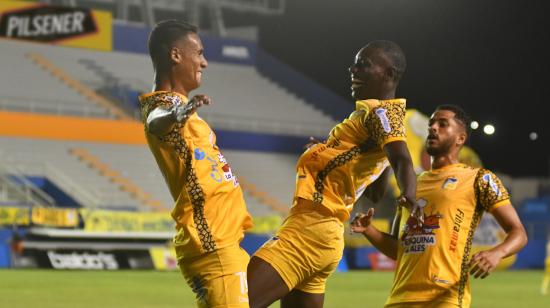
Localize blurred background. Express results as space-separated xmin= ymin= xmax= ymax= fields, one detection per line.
xmin=0 ymin=0 xmax=548 ymax=306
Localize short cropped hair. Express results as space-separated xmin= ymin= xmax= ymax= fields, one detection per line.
xmin=148 ymin=20 xmax=198 ymax=70
xmin=436 ymin=104 xmax=472 ymax=138
xmin=367 ymin=40 xmax=407 ymax=80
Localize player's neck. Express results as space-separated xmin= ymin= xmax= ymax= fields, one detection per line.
xmin=153 ymin=72 xmax=190 ymax=97
xmin=431 ymin=154 xmax=460 ymax=170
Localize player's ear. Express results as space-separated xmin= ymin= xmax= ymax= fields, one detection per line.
xmin=386 ymin=66 xmax=398 ymax=82
xmin=456 ymin=131 xmax=467 ymax=147
xmin=170 ymin=47 xmax=182 ymax=64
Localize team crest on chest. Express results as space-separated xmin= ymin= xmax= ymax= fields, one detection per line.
xmin=442 ymin=176 xmax=458 ymax=190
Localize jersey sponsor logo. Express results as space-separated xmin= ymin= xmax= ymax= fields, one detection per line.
xmin=375 ymin=108 xmax=392 ymax=133
xmin=449 ymin=208 xmax=465 ymax=252
xmin=442 ymin=176 xmax=458 ymax=190
xmin=482 ymin=174 xmax=501 ymax=197
xmin=194 ymin=148 xmax=206 ymax=160
xmin=205 ymin=152 xmax=238 ymax=186
xmin=401 ymin=199 xmax=442 ymax=254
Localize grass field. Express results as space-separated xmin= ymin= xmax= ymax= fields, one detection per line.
xmin=0 ymin=269 xmax=547 ymax=307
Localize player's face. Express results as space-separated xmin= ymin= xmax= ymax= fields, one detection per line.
xmin=173 ymin=33 xmax=208 ymax=92
xmin=349 ymin=47 xmax=388 ymax=100
xmin=426 ymin=110 xmax=463 ymax=156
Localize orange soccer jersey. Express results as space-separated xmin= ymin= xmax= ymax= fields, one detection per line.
xmin=139 ymin=91 xmax=253 ymax=259
xmin=386 ymin=164 xmax=511 ymax=307
xmin=294 ymin=99 xmax=407 ymax=222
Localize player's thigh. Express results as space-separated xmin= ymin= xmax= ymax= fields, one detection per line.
xmin=203 ymin=271 xmax=249 ymax=308
xmin=247 ymin=256 xmax=289 ymax=308
xmin=281 ymin=289 xmax=324 ymax=308
xmin=180 ymin=245 xmax=250 ymax=307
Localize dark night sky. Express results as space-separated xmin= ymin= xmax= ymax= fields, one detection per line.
xmin=225 ymin=0 xmax=550 ymax=177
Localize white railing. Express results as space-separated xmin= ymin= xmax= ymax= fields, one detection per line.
xmin=0 ymin=96 xmax=113 ymax=118
xmin=43 ymin=163 xmax=103 ymax=209
xmin=0 ymin=154 xmax=56 ymax=207
xmin=201 ymin=112 xmax=333 ymax=137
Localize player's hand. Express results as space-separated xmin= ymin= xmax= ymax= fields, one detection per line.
xmin=398 ymin=195 xmax=424 ymax=224
xmin=350 ymin=208 xmax=375 ymax=234
xmin=175 ymin=94 xmax=211 ymax=122
xmin=188 ymin=94 xmax=212 ymax=113
xmin=304 ymin=136 xmax=324 ymax=150
xmin=468 ymin=249 xmax=505 ymax=279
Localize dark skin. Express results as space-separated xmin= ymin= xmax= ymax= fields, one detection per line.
xmin=352 ymin=110 xmax=528 ymax=280
xmin=248 ymin=43 xmax=418 ymax=308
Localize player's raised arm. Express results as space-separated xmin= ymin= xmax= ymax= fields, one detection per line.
xmin=147 ymin=94 xmax=211 ymax=137
xmin=469 ymin=203 xmax=527 ymax=279
xmin=351 ymin=207 xmax=400 ymax=260
xmin=383 ymin=141 xmax=420 ymax=218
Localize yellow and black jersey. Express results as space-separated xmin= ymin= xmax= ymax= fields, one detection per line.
xmin=294 ymin=99 xmax=407 ymax=222
xmin=387 ymin=164 xmax=510 ymax=307
xmin=139 ymin=91 xmax=253 ymax=259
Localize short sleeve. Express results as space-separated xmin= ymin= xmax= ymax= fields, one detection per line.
xmin=364 ymin=101 xmax=406 ymax=148
xmin=139 ymin=93 xmax=184 ymax=125
xmin=475 ymin=169 xmax=511 ymax=212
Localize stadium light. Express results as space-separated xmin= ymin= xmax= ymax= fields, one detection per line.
xmin=529 ymin=132 xmax=538 ymax=141
xmin=483 ymin=124 xmax=495 ymax=135
xmin=470 ymin=121 xmax=479 ymax=130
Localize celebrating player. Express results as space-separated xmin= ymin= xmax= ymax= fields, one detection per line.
xmin=247 ymin=40 xmax=419 ymax=308
xmin=138 ymin=20 xmax=253 ymax=307
xmin=351 ymin=105 xmax=528 ymax=308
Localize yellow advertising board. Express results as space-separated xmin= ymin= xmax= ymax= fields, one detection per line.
xmin=0 ymin=206 xmax=30 ymax=226
xmin=31 ymin=207 xmax=78 ymax=227
xmin=149 ymin=246 xmax=178 ymax=271
xmin=0 ymin=1 xmax=112 ymax=51
xmin=80 ymin=209 xmax=175 ymax=232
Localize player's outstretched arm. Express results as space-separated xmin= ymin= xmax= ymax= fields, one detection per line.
xmin=383 ymin=141 xmax=421 ymax=220
xmin=147 ymin=95 xmax=211 ymax=137
xmin=469 ymin=204 xmax=528 ymax=279
xmin=351 ymin=208 xmax=399 ymax=260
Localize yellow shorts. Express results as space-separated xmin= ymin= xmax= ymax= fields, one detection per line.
xmin=178 ymin=245 xmax=250 ymax=308
xmin=385 ymin=300 xmax=460 ymax=308
xmin=253 ymin=205 xmax=344 ymax=294
xmin=545 ymin=257 xmax=550 ymax=274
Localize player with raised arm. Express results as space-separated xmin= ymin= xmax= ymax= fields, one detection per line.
xmin=247 ymin=40 xmax=419 ymax=308
xmin=138 ymin=20 xmax=252 ymax=307
xmin=351 ymin=105 xmax=528 ymax=308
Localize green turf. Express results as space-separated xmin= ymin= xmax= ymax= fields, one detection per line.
xmin=0 ymin=269 xmax=547 ymax=307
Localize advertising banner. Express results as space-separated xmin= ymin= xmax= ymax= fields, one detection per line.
xmin=0 ymin=1 xmax=112 ymax=51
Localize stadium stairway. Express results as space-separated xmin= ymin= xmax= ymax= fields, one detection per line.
xmin=68 ymin=147 xmax=164 ymax=212
xmin=25 ymin=53 xmax=131 ymax=121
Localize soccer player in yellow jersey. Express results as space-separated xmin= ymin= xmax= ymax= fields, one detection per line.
xmin=351 ymin=105 xmax=528 ymax=308
xmin=247 ymin=41 xmax=420 ymax=308
xmin=138 ymin=20 xmax=253 ymax=307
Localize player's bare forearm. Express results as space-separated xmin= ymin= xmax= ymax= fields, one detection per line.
xmin=469 ymin=204 xmax=528 ymax=279
xmin=383 ymin=141 xmax=416 ymax=202
xmin=489 ymin=204 xmax=528 ymax=258
xmin=363 ymin=225 xmax=398 ymax=260
xmin=351 ymin=208 xmax=399 ymax=260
